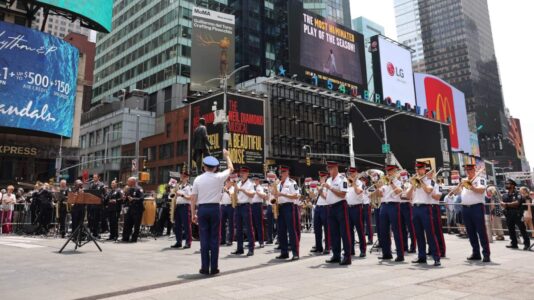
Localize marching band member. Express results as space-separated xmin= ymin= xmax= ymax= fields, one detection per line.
xmin=406 ymin=162 xmax=441 ymax=266
xmin=121 ymin=177 xmax=145 ymax=243
xmin=310 ymin=171 xmax=330 ymax=254
xmin=232 ymin=167 xmax=256 ymax=256
xmin=57 ymin=180 xmax=70 ymax=238
xmin=454 ymin=164 xmax=491 ymax=262
xmin=273 ymin=165 xmax=301 ymax=261
xmin=171 ymin=170 xmax=193 ymax=249
xmin=361 ymin=176 xmax=373 ymax=244
xmin=220 ymin=174 xmax=237 ymax=246
xmin=251 ymin=174 xmax=267 ymax=248
xmin=346 ymin=167 xmax=366 ymax=257
xmin=37 ymin=183 xmax=53 ymax=235
xmin=88 ymin=174 xmax=105 ymax=239
xmin=428 ymin=168 xmax=446 ymax=257
xmin=399 ymin=170 xmax=417 ymax=253
xmin=376 ymin=165 xmax=404 ymax=262
xmin=324 ymin=161 xmax=351 ymax=265
xmin=191 ymin=151 xmax=233 ymax=275
xmin=103 ymin=180 xmax=123 ymax=241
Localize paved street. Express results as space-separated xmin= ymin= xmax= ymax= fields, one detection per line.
xmin=1 ymin=232 xmax=533 ymax=300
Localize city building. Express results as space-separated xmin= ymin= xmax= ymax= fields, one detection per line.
xmin=352 ymin=16 xmax=385 ymax=94
xmin=64 ymin=32 xmax=96 ymax=113
xmin=78 ymin=91 xmax=156 ymax=183
xmin=302 ymin=0 xmax=352 ymax=27
xmin=394 ymin=0 xmax=425 ymax=72
xmin=395 ymin=0 xmax=521 ymax=171
xmin=32 ymin=10 xmax=92 ymax=38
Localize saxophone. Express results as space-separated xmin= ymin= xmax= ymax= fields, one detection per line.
xmin=230 ymin=185 xmax=238 ymax=208
xmin=270 ymin=179 xmax=280 ymax=220
xmin=169 ymin=183 xmax=181 ymax=224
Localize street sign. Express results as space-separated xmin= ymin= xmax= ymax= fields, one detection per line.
xmin=381 ymin=144 xmax=390 ymax=154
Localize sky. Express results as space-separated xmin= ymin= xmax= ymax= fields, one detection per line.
xmin=350 ymin=0 xmax=534 ymax=168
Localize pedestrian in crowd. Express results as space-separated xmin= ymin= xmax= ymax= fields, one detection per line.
xmin=445 ymin=193 xmax=456 ymax=233
xmin=57 ymin=180 xmax=70 ymax=238
xmin=190 ymin=149 xmax=233 ymax=275
xmin=501 ymin=179 xmax=530 ymax=250
xmin=519 ymin=187 xmax=533 ymax=239
xmin=487 ymin=186 xmax=505 ymax=241
xmin=1 ymin=185 xmax=16 ymax=234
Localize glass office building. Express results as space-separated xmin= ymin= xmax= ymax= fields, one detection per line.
xmin=302 ymin=0 xmax=351 ymax=27
xmin=394 ymin=0 xmax=425 ymax=72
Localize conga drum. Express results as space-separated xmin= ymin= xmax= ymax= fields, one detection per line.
xmin=142 ymin=197 xmax=156 ymax=226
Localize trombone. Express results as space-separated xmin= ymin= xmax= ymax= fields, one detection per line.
xmin=409 ymin=168 xmax=434 ymax=189
xmin=447 ymin=167 xmax=486 ymax=197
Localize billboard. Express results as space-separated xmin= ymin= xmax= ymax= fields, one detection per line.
xmin=288 ymin=2 xmax=367 ymax=94
xmin=414 ymin=73 xmax=472 ymax=155
xmin=371 ymin=35 xmax=416 ymax=107
xmin=0 ymin=22 xmax=79 ymax=137
xmin=190 ymin=7 xmax=235 ymax=92
xmin=190 ymin=93 xmax=265 ymax=173
xmin=37 ymin=1 xmax=113 ymax=33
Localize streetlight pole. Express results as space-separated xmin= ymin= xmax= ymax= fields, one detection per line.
xmin=205 ymin=65 xmax=250 ymax=150
xmin=363 ymin=111 xmax=405 ymax=165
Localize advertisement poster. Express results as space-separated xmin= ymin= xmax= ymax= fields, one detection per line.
xmin=414 ymin=73 xmax=472 ymax=155
xmin=371 ymin=35 xmax=416 ymax=107
xmin=190 ymin=7 xmax=235 ymax=92
xmin=288 ymin=2 xmax=367 ymax=94
xmin=37 ymin=0 xmax=113 ymax=32
xmin=0 ymin=22 xmax=79 ymax=137
xmin=190 ymin=93 xmax=265 ymax=173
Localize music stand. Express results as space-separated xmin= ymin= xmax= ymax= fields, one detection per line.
xmin=58 ymin=191 xmax=102 ymax=253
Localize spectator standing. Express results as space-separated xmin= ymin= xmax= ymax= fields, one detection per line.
xmin=1 ymin=185 xmax=17 ymax=234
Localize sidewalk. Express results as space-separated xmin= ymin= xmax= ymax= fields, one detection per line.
xmin=1 ymin=233 xmax=532 ymax=300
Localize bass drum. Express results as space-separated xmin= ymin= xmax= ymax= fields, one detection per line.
xmin=141 ymin=197 xmax=156 ymax=226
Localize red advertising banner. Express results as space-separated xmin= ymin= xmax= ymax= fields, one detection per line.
xmin=424 ymin=77 xmax=459 ymax=149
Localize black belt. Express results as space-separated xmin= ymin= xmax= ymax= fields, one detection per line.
xmin=221 ymin=204 xmax=233 ymax=207
xmin=329 ymin=200 xmax=347 ymax=207
xmin=176 ymin=203 xmax=190 ymax=206
xmin=236 ymin=203 xmax=250 ymax=206
xmin=198 ymin=203 xmax=220 ymax=207
xmin=348 ymin=204 xmax=363 ymax=208
xmin=381 ymin=202 xmax=400 ymax=205
xmin=413 ymin=203 xmax=431 ymax=207
xmin=278 ymin=202 xmax=293 ymax=206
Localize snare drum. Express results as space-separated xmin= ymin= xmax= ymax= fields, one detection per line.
xmin=141 ymin=197 xmax=156 ymax=226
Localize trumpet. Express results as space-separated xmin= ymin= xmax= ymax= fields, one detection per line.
xmin=447 ymin=167 xmax=485 ymax=197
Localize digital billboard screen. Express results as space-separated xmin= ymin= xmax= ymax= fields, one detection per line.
xmin=0 ymin=22 xmax=79 ymax=137
xmin=371 ymin=35 xmax=416 ymax=107
xmin=190 ymin=93 xmax=265 ymax=173
xmin=190 ymin=7 xmax=235 ymax=92
xmin=414 ymin=73 xmax=472 ymax=155
xmin=289 ymin=2 xmax=367 ymax=94
xmin=37 ymin=0 xmax=113 ymax=33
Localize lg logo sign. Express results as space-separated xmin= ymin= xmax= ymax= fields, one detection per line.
xmin=387 ymin=62 xmax=404 ymax=78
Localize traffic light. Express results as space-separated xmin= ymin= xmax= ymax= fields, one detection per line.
xmin=139 ymin=172 xmax=150 ymax=182
xmin=306 ymin=155 xmax=311 ymax=167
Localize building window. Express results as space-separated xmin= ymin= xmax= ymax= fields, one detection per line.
xmin=112 ymin=123 xmax=122 ymax=140
xmin=183 ymin=119 xmax=189 ymax=134
xmin=166 ymin=123 xmax=171 ymax=138
xmin=89 ymin=132 xmax=95 ymax=146
xmin=159 ymin=143 xmax=174 ymax=160
xmin=111 ymin=147 xmax=120 ymax=164
xmin=158 ymin=165 xmax=173 ymax=184
xmin=176 ymin=140 xmax=187 ymax=156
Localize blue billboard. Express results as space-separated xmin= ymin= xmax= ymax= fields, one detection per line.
xmin=0 ymin=21 xmax=79 ymax=137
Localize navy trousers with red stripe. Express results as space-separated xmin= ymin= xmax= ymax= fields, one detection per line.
xmin=313 ymin=205 xmax=330 ymax=251
xmin=198 ymin=204 xmax=221 ymax=272
xmin=328 ymin=200 xmax=351 ymax=261
xmin=235 ymin=203 xmax=255 ymax=252
xmin=251 ymin=203 xmax=264 ymax=245
xmin=462 ymin=203 xmax=490 ymax=258
xmin=220 ymin=204 xmax=234 ymax=244
xmin=400 ymin=202 xmax=417 ymax=251
xmin=174 ymin=204 xmax=192 ymax=246
xmin=412 ymin=204 xmax=440 ymax=261
xmin=363 ymin=204 xmax=373 ymax=243
xmin=432 ymin=204 xmax=446 ymax=256
xmin=265 ymin=205 xmax=275 ymax=243
xmin=348 ymin=204 xmax=367 ymax=255
xmin=278 ymin=203 xmax=299 ymax=257
xmin=379 ymin=202 xmax=404 ymax=258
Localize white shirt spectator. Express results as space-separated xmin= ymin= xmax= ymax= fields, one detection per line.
xmin=192 ymin=169 xmax=231 ymax=205
xmin=1 ymin=193 xmax=16 ymax=211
